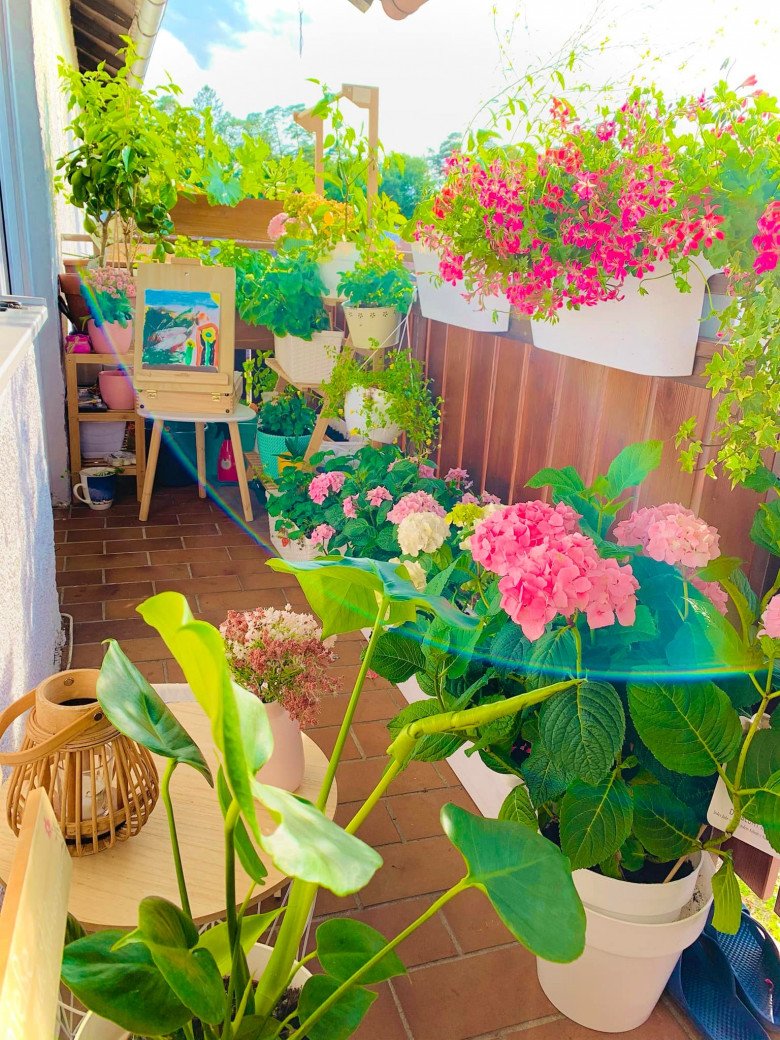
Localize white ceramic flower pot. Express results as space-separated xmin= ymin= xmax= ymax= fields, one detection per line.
xmin=342 ymin=306 xmax=402 ymax=351
xmin=537 ymin=854 xmax=716 ymax=1033
xmin=530 ymin=260 xmax=714 ymax=377
xmin=257 ymin=700 xmax=305 ymax=791
xmin=273 ymin=331 xmax=343 ymax=385
xmin=344 ymin=387 xmax=401 ymax=444
xmin=412 ymin=246 xmax=511 ymax=332
xmin=573 ymin=853 xmax=702 ymax=925
xmin=318 ymin=241 xmax=360 ymax=300
xmin=74 ymin=942 xmax=311 ymax=1039
xmin=268 ymin=513 xmax=322 ymax=562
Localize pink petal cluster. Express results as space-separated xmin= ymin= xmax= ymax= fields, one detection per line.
xmin=310 ymin=523 xmax=335 ymax=546
xmin=470 ymin=501 xmax=638 ymax=640
xmin=387 ymin=491 xmax=446 ymax=524
xmin=752 ymin=200 xmax=780 ymax=275
xmin=759 ymin=595 xmax=780 ymax=639
xmin=342 ymin=495 xmax=358 ymax=518
xmin=220 ymin=606 xmax=337 ymax=728
xmin=444 ymin=467 xmax=471 ymax=486
xmin=267 ymin=212 xmax=290 ymax=242
xmin=418 ymin=464 xmax=436 ymax=479
xmin=308 ymin=471 xmax=346 ymax=505
xmin=690 ymin=575 xmax=729 ymax=615
xmin=613 ymin=503 xmax=720 ymax=569
xmin=366 ymin=485 xmax=393 ymax=507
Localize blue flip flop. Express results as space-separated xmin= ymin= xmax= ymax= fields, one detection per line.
xmin=668 ymin=932 xmax=769 ymax=1040
xmin=707 ymin=909 xmax=780 ymax=1033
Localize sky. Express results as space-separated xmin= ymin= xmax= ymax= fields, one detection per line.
xmin=146 ymin=0 xmax=780 ymax=157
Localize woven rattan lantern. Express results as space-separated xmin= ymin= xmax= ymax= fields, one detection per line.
xmin=0 ymin=668 xmax=159 ymax=855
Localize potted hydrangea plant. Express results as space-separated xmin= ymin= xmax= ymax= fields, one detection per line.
xmin=80 ymin=266 xmax=135 ymax=355
xmin=337 ymin=240 xmax=415 ymax=351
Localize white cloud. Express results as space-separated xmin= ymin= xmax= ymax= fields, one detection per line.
xmin=146 ymin=0 xmax=780 ymax=156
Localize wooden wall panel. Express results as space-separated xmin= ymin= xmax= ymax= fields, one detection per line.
xmin=437 ymin=326 xmax=472 ymax=475
xmin=484 ymin=339 xmax=528 ymax=503
xmin=546 ymin=357 xmax=608 ymax=484
xmin=511 ymin=345 xmax=563 ymax=503
xmin=460 ymin=335 xmax=498 ymax=487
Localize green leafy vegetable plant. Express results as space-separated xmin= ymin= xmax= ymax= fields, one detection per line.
xmin=337 ymin=242 xmax=415 ymax=310
xmin=258 ymin=389 xmax=317 ymax=438
xmin=62 ymin=565 xmax=586 ymax=1039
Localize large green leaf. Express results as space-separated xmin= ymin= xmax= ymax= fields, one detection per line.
xmin=539 ymin=680 xmax=625 ymax=785
xmin=138 ymin=593 xmax=272 ymax=841
xmin=604 ymin=440 xmax=663 ymax=497
xmin=97 ymin=639 xmax=211 ymax=782
xmin=559 ymin=776 xmax=633 ymax=870
xmin=740 ymin=732 xmax=780 ymax=851
xmin=488 ymin=622 xmax=531 ymax=674
xmin=498 ymin=785 xmax=538 ymax=829
xmin=711 ymin=857 xmax=742 ymax=934
xmin=118 ymin=898 xmax=224 ymax=1025
xmin=526 ymin=465 xmax=585 ymax=498
xmin=750 ymin=499 xmax=780 ymax=556
xmin=266 ymin=557 xmax=478 ymax=637
xmin=61 ymin=930 xmax=192 ymax=1035
xmin=627 ymin=682 xmax=742 ymax=777
xmin=740 ymin=729 xmax=780 ymax=791
xmin=631 ymin=783 xmax=701 ymax=861
xmin=315 ymin=919 xmax=405 ymax=984
xmin=441 ymin=804 xmax=585 ymax=962
xmin=252 ymin=781 xmax=382 ymax=895
xmin=196 ymin=910 xmax=283 ymax=976
xmin=520 ymin=742 xmax=569 ymax=806
xmin=524 ymin=627 xmax=577 ymax=690
xmin=371 ymin=628 xmax=425 ymax=684
xmin=297 ymin=974 xmax=376 ymax=1040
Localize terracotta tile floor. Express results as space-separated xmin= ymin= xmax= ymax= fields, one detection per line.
xmin=54 ymin=482 xmax=703 ymax=1040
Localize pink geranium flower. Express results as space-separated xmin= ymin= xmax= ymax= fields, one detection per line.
xmin=267 ymin=212 xmax=289 ymax=241
xmin=759 ymin=595 xmax=780 ymax=639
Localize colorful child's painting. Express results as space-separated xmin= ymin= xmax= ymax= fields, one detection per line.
xmin=141 ymin=290 xmax=221 ymax=371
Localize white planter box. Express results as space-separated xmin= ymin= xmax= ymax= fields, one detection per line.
xmin=273 ymin=331 xmax=343 ymax=386
xmin=412 ymin=247 xmax=510 ymax=333
xmin=529 ymin=260 xmax=713 ymax=377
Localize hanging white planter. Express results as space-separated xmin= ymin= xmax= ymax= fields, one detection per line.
xmin=318 ymin=241 xmax=360 ymax=301
xmin=412 ymin=246 xmax=511 ymax=333
xmin=537 ymin=854 xmax=716 ymax=1033
xmin=273 ymin=330 xmax=343 ymax=385
xmin=343 ymin=306 xmax=402 ymax=351
xmin=529 ymin=260 xmax=714 ymax=377
xmin=344 ymin=387 xmax=402 ymax=444
xmin=75 ymin=943 xmax=312 ymax=1039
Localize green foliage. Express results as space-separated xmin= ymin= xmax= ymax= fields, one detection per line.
xmin=711 ymin=857 xmax=742 ymax=934
xmin=539 ymin=681 xmax=625 ymax=785
xmin=498 ymin=785 xmax=538 ymax=828
xmin=238 ymin=249 xmax=330 ymax=338
xmin=321 ymin=350 xmax=441 ymax=452
xmin=559 ymin=775 xmax=633 ymax=870
xmin=315 ymin=920 xmax=405 ymax=984
xmin=631 ymin=784 xmax=702 ymax=861
xmin=258 ymin=389 xmax=317 ymax=437
xmin=338 ymin=245 xmax=415 ymax=310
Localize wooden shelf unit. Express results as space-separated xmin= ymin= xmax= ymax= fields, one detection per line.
xmin=64 ymin=352 xmax=146 ymax=502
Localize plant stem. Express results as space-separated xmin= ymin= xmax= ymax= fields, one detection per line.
xmin=224 ymin=800 xmax=241 ymax=952
xmin=316 ymin=595 xmax=388 ymax=811
xmin=288 ymin=881 xmax=468 ymax=1040
xmin=346 ymin=758 xmax=404 ymax=835
xmin=663 ymin=824 xmax=707 ymax=883
xmin=571 ymin=622 xmax=583 ymax=677
xmin=161 ymin=760 xmax=191 ymax=917
xmin=253 ymin=879 xmax=317 ymax=1019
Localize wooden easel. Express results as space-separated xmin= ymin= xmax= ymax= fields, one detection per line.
xmin=0 ymin=789 xmax=71 ymax=1040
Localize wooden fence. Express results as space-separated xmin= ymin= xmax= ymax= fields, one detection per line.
xmin=409 ymin=305 xmax=776 ymax=589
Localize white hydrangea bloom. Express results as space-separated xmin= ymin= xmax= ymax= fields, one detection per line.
xmin=396 ymin=512 xmax=450 ymax=557
xmin=391 ymin=557 xmax=427 ymax=591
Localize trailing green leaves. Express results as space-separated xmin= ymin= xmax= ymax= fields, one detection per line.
xmin=559 ymin=775 xmax=633 ymax=870
xmin=442 ymin=804 xmax=585 ymax=962
xmin=627 ymin=681 xmax=742 ymax=777
xmin=631 ymin=783 xmax=701 ymax=861
xmin=97 ymin=639 xmax=211 ymax=782
xmin=539 ymin=681 xmax=625 ymax=784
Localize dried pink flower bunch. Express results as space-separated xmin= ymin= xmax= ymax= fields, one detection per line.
xmin=470 ymin=500 xmax=638 ymax=641
xmin=219 ymin=606 xmax=337 ymax=728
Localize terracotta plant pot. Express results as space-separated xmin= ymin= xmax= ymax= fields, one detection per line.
xmin=59 ymin=271 xmax=92 ymax=327
xmin=98 ymin=369 xmax=134 ymax=410
xmin=256 ymin=700 xmax=306 ymax=791
xmin=88 ymin=319 xmax=133 ymax=356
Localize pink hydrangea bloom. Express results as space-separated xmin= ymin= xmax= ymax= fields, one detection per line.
xmin=342 ymin=495 xmax=357 ymax=519
xmin=460 ymin=492 xmax=480 ymax=505
xmin=387 ymin=491 xmax=446 ymax=524
xmin=759 ymin=595 xmax=780 ymax=639
xmin=310 ymin=523 xmax=335 ymax=547
xmin=445 ymin=467 xmax=470 ymax=484
xmin=267 ymin=212 xmax=289 ymax=241
xmin=470 ymin=500 xmax=581 ymax=576
xmin=366 ymin=486 xmax=393 ymax=508
xmin=481 ymin=492 xmax=501 ymax=505
xmin=613 ymin=503 xmax=720 ymax=569
xmin=308 ymin=471 xmax=346 ymax=505
xmin=690 ymin=576 xmax=729 ymax=615
xmin=418 ymin=464 xmax=436 ymax=479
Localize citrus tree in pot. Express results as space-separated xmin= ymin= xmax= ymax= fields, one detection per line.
xmin=337 ymin=240 xmax=415 ymax=351
xmin=63 ymin=567 xmax=587 ymax=1040
xmin=240 ymin=250 xmax=343 ymax=385
xmin=367 ymin=441 xmax=777 ymax=1032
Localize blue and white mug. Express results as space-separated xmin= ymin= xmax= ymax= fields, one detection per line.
xmin=73 ymin=467 xmax=116 ymax=511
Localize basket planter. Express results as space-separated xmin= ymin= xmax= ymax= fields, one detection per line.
xmin=257 ymin=430 xmax=311 ymax=482
xmin=343 ymin=306 xmax=402 ymax=351
xmin=74 ymin=942 xmax=311 ymax=1039
xmin=87 ymin=319 xmax=133 ymax=356
xmin=273 ymin=331 xmax=343 ymax=384
xmin=318 ymin=241 xmax=360 ymax=300
xmin=344 ymin=387 xmax=401 ymax=443
xmin=80 ymin=421 xmax=127 ymax=459
xmin=412 ymin=247 xmax=511 ymax=332
xmin=537 ymin=854 xmax=715 ymax=1033
xmin=529 ymin=260 xmax=713 ymax=377
xmin=257 ymin=701 xmax=305 ymax=791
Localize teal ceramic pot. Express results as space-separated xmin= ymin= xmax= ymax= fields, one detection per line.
xmin=256 ymin=431 xmax=310 ymax=481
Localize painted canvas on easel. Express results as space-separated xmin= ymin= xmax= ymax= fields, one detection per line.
xmin=141 ymin=289 xmax=221 ymax=371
